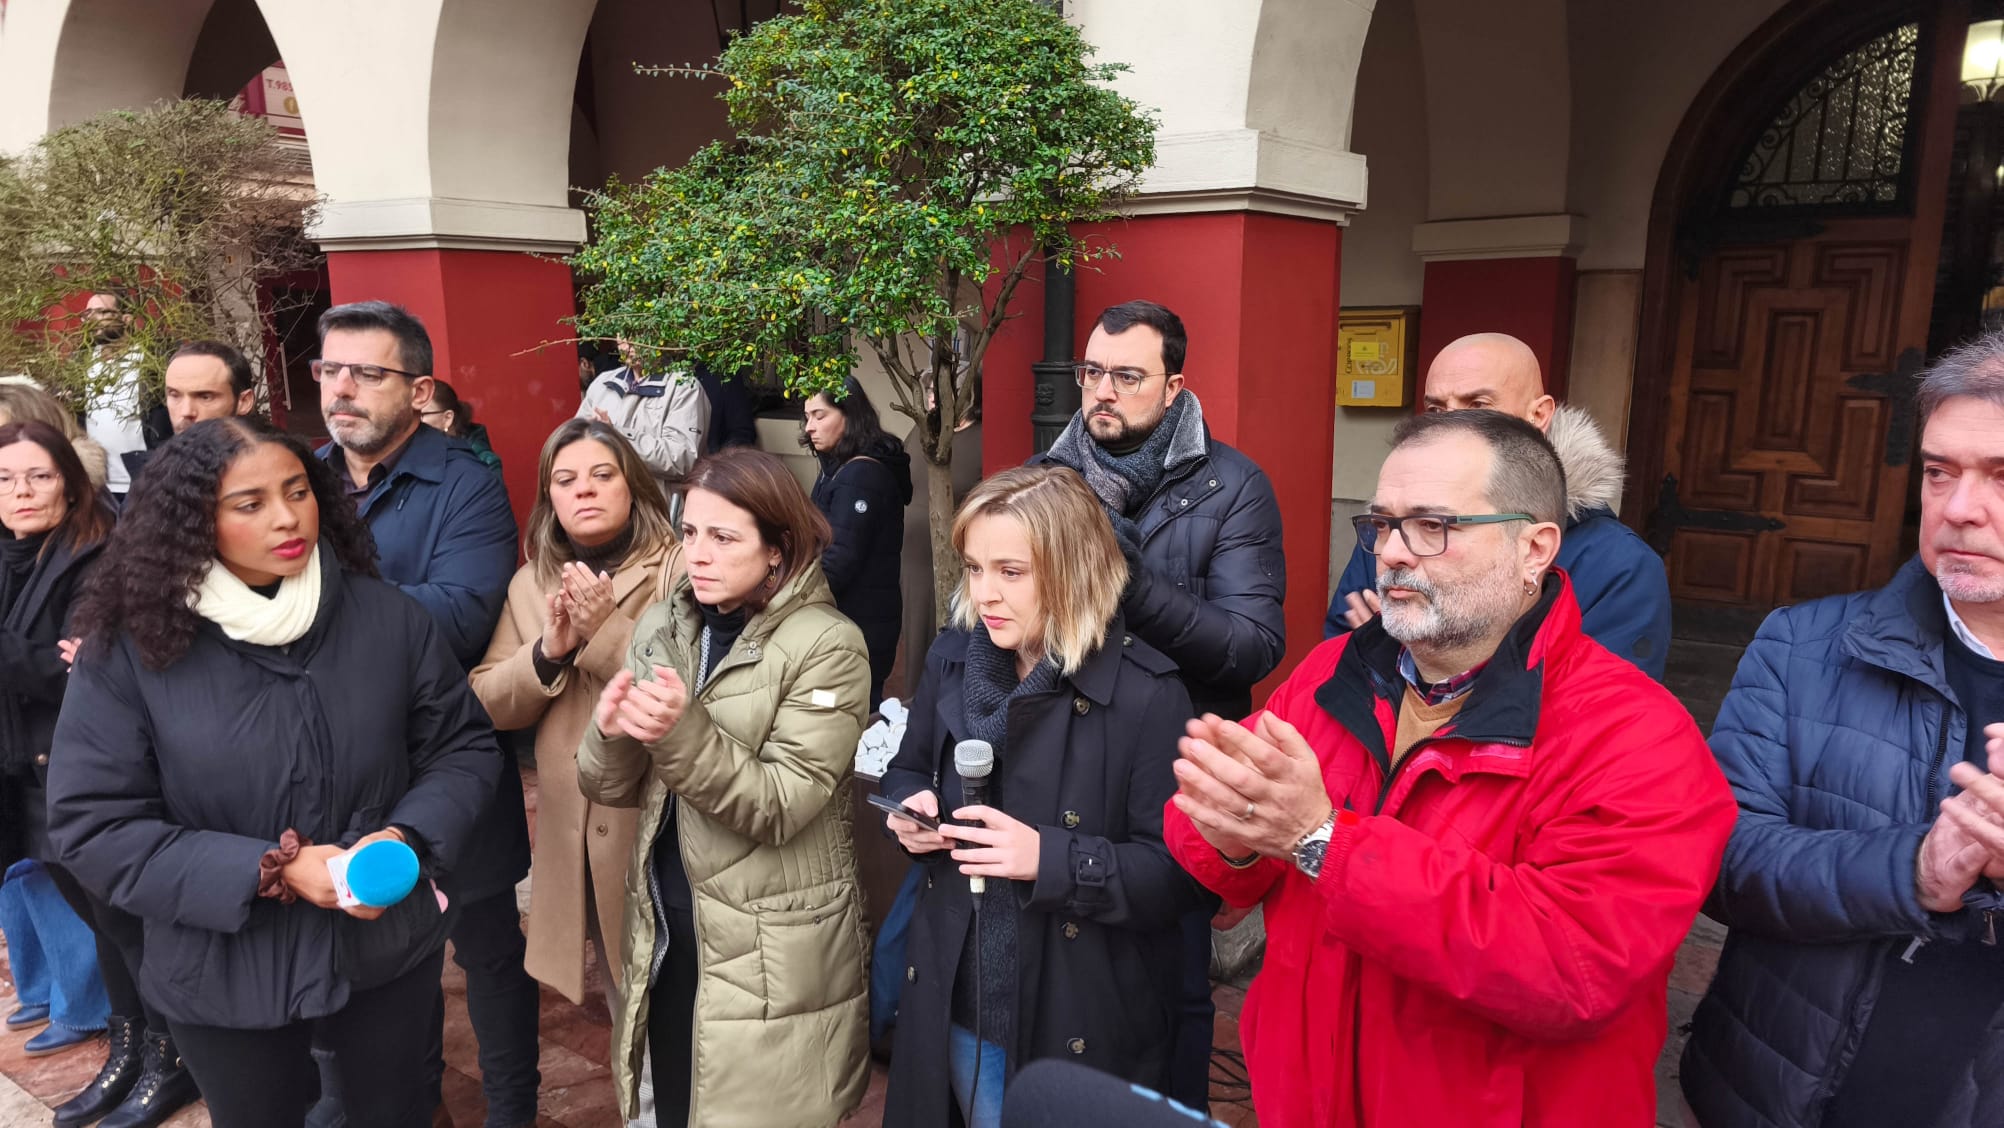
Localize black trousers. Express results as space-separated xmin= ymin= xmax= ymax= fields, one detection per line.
xmin=171 ymin=946 xmax=443 ymax=1128
xmin=434 ymin=887 xmax=542 ymax=1126
xmin=44 ymin=861 xmax=166 ymax=1032
xmin=646 ymin=899 xmax=699 ymax=1128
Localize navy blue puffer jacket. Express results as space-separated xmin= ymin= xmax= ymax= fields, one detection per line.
xmin=1680 ymin=558 xmax=2004 ymax=1128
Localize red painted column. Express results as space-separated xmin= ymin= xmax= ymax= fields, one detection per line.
xmin=324 ymin=249 xmax=580 ymax=531
xmin=1415 ymin=256 xmax=1577 ymax=400
xmin=985 ymin=211 xmax=1341 ymax=703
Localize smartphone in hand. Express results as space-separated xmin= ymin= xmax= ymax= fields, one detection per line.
xmin=867 ymin=792 xmax=942 ymax=832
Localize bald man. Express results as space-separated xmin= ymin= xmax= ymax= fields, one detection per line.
xmin=1324 ymin=333 xmax=1673 ymax=679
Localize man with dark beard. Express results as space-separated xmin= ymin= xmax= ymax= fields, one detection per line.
xmin=1163 ymin=410 xmax=1734 ymax=1126
xmin=313 ymin=301 xmax=538 ymax=1128
xmin=1037 ymin=299 xmax=1286 ymax=1107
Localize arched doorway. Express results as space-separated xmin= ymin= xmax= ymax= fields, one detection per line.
xmin=1629 ymin=0 xmax=1973 ymax=617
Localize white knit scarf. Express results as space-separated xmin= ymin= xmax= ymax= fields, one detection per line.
xmin=190 ymin=544 xmax=322 ymax=646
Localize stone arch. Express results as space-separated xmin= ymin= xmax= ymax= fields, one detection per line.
xmin=1074 ymin=0 xmax=1370 ymax=217
xmin=0 ymin=0 xmax=222 ymax=151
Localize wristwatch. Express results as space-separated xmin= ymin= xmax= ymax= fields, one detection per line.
xmin=1291 ymin=813 xmax=1337 ymax=879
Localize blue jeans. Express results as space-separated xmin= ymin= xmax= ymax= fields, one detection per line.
xmin=0 ymin=859 xmax=108 ymax=1032
xmin=948 ymin=1025 xmax=1007 ymax=1128
xmin=869 ymin=865 xmax=924 ymax=1043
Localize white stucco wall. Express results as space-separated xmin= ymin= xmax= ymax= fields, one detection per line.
xmin=1566 ymin=0 xmax=1793 ymax=270
xmin=1331 ymin=0 xmax=1427 ymax=518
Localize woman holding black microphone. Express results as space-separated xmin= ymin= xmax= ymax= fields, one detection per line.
xmin=46 ymin=418 xmax=500 ymax=1128
xmin=879 ymin=465 xmax=1206 ymax=1128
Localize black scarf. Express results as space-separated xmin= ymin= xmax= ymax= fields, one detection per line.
xmin=0 ymin=532 xmax=48 ymax=622
xmin=951 ymin=626 xmax=1060 ymax=1053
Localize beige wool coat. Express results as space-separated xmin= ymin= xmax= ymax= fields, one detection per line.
xmin=469 ymin=538 xmax=682 ymax=1004
xmin=577 ymin=563 xmax=872 ymax=1126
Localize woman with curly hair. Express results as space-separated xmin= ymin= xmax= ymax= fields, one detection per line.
xmin=45 ymin=417 xmax=501 ymax=1128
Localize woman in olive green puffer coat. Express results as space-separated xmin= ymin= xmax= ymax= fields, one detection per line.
xmin=577 ymin=447 xmax=872 ymax=1127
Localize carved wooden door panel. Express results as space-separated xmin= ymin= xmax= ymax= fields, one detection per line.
xmin=1658 ymin=221 xmax=1924 ymax=606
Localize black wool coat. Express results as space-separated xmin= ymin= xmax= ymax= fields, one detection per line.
xmin=46 ymin=560 xmax=501 ymax=1030
xmin=879 ymin=620 xmax=1209 ymax=1127
xmin=0 ymin=534 xmax=101 ymax=866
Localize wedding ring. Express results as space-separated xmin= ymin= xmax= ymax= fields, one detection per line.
xmin=1240 ymin=800 xmax=1255 ymax=821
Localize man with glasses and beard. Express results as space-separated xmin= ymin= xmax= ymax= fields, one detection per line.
xmin=313 ymin=301 xmax=538 ymax=1128
xmin=1163 ymin=410 xmax=1734 ymax=1127
xmin=1035 ymin=299 xmax=1286 ymax=1108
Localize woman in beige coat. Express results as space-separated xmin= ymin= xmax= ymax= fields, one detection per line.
xmin=578 ymin=447 xmax=871 ymax=1128
xmin=470 ymin=419 xmax=682 ymax=1008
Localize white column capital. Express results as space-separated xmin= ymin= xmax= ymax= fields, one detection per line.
xmin=1411 ymin=214 xmax=1586 ymax=262
xmin=1124 ymin=128 xmax=1368 ymax=224
xmin=310 ymin=197 xmax=586 ymax=254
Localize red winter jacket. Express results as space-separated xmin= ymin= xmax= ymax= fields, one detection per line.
xmin=1166 ymin=573 xmax=1736 ymax=1127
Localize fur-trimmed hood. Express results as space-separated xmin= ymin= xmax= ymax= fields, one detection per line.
xmin=1545 ymin=404 xmax=1624 ymax=522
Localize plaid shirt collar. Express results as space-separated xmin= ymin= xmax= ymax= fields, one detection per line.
xmin=1397 ymin=647 xmax=1485 ymax=706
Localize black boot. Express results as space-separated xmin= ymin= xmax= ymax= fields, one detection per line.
xmin=97 ymin=1030 xmax=198 ymax=1128
xmin=52 ymin=1014 xmax=142 ymax=1127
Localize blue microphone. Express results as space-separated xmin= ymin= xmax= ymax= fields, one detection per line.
xmin=344 ymin=839 xmax=420 ymax=908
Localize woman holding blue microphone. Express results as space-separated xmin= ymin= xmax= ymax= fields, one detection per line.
xmin=46 ymin=418 xmax=500 ymax=1128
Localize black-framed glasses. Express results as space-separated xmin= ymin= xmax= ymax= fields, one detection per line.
xmin=1352 ymin=512 xmax=1535 ymax=557
xmin=1073 ymin=362 xmax=1171 ymax=396
xmin=309 ymin=359 xmax=427 ymax=389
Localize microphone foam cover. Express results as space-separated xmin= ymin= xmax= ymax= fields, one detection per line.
xmin=346 ymin=839 xmax=420 ymax=908
xmin=954 ymin=739 xmax=995 ymax=778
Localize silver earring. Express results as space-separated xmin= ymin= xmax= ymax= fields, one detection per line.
xmin=1524 ymin=578 xmax=1538 ymax=595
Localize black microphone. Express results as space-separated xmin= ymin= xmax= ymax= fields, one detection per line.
xmin=1002 ymin=1060 xmax=1228 ymax=1128
xmin=953 ymin=738 xmax=994 ymax=897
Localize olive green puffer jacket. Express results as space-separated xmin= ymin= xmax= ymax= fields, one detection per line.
xmin=576 ymin=562 xmax=872 ymax=1126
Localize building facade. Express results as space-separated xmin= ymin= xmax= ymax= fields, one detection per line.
xmin=2 ymin=0 xmax=1989 ymax=675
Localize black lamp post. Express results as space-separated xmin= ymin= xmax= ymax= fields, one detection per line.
xmin=1027 ymin=0 xmax=1079 ymax=455
xmin=1030 ymin=254 xmax=1079 ymax=453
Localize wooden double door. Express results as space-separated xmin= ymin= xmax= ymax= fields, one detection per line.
xmin=1657 ymin=222 xmax=1929 ymax=606
xmin=1645 ymin=4 xmax=1967 ymax=611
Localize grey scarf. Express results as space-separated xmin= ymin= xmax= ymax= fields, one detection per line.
xmin=1045 ymin=390 xmax=1209 ymax=517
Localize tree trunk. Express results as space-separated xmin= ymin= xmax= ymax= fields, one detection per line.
xmin=927 ymin=439 xmax=960 ymax=633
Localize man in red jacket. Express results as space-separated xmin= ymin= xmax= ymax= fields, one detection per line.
xmin=1164 ymin=409 xmax=1736 ymax=1127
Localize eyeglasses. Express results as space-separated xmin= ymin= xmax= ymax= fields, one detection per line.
xmin=420 ymin=408 xmax=450 ymax=419
xmin=309 ymin=359 xmax=427 ymax=389
xmin=1073 ymin=362 xmax=1171 ymax=396
xmin=0 ymin=470 xmax=62 ymax=494
xmin=1352 ymin=512 xmax=1535 ymax=557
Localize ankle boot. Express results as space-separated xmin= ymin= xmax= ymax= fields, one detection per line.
xmin=98 ymin=1030 xmax=199 ymax=1128
xmin=52 ymin=1014 xmax=142 ymax=1127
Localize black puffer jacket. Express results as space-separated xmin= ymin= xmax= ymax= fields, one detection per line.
xmin=1037 ymin=432 xmax=1286 ymax=721
xmin=46 ymin=558 xmax=501 ymax=1029
xmin=813 ymin=438 xmax=912 ymax=701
